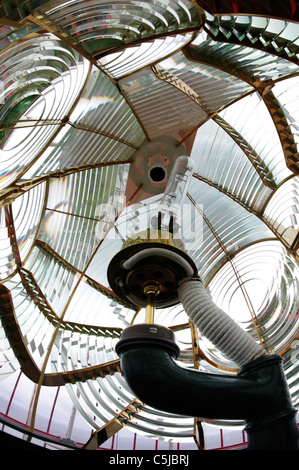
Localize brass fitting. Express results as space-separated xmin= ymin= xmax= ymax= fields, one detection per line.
xmin=144 ymin=281 xmax=161 ymax=324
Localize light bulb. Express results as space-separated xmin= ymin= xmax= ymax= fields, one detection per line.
xmin=151 ymin=155 xmax=194 ymax=235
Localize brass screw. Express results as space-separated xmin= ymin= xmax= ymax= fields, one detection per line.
xmin=143 ymin=280 xmax=161 ymax=297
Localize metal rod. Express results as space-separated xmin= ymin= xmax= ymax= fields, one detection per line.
xmin=145 ymin=294 xmax=155 ymax=324
xmin=143 ymin=281 xmax=161 ymax=324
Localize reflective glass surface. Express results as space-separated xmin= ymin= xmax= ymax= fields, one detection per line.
xmin=0 ymin=1 xmax=298 ymax=450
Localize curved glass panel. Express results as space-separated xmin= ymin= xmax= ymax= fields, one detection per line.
xmin=0 ymin=207 xmax=15 ymax=279
xmin=263 ymin=176 xmax=299 ymax=248
xmin=119 ymin=67 xmax=208 ymax=140
xmin=218 ymin=93 xmax=292 ymax=185
xmin=157 ymin=50 xmax=253 ymax=113
xmin=11 ymin=183 xmax=46 ymax=264
xmin=38 ymin=0 xmax=202 ymax=56
xmin=98 ymin=34 xmax=193 ymax=79
xmin=187 ymin=177 xmax=274 ymax=282
xmin=0 ymin=34 xmax=89 ymax=187
xmin=191 ymin=119 xmax=273 ymax=211
xmin=209 ymin=241 xmax=299 ymax=352
xmin=0 ymin=3 xmax=298 ymax=451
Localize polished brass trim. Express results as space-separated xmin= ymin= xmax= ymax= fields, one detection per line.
xmin=262 ymin=88 xmax=299 ymax=173
xmin=121 ymin=229 xmax=185 ymax=251
xmin=213 ymin=115 xmax=276 ymax=189
xmin=82 ymin=399 xmax=143 ymax=450
xmin=0 ymin=18 xmax=23 ymax=27
xmin=43 ymin=359 xmax=122 ymax=386
xmin=144 ymin=281 xmax=161 ymax=324
xmin=69 ymin=122 xmax=139 ymax=149
xmin=193 ymin=418 xmax=205 ymax=450
xmin=152 ymin=63 xmax=207 ymax=114
xmin=189 ymin=320 xmax=200 ymax=370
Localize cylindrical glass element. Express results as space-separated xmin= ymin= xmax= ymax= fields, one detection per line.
xmin=151 ymin=155 xmax=194 ymax=234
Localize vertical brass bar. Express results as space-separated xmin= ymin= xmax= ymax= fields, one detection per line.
xmin=145 ymin=294 xmax=155 ymax=324
xmin=143 ymin=281 xmax=161 ymax=324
